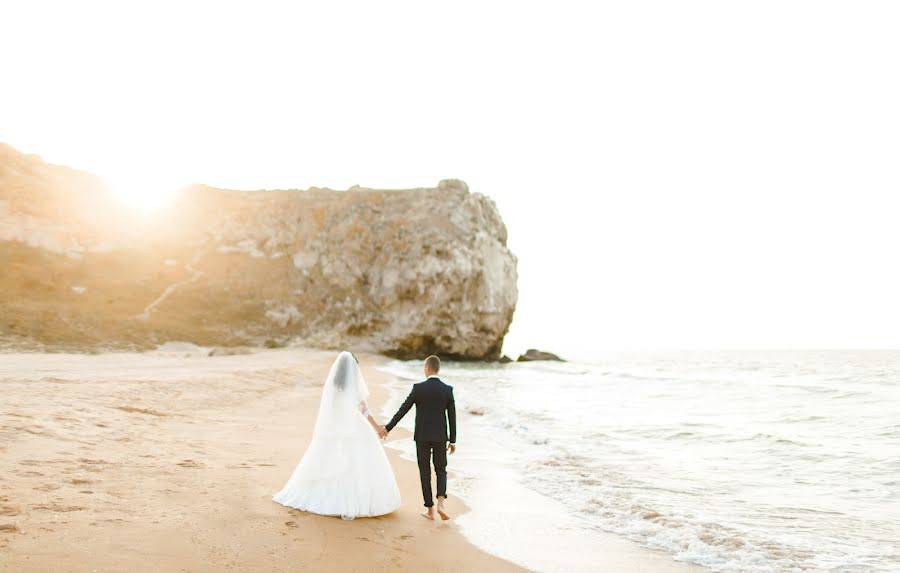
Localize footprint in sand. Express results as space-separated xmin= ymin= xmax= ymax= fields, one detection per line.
xmin=70 ymin=479 xmax=93 ymax=485
xmin=392 ymin=534 xmax=414 ymax=551
xmin=77 ymin=459 xmax=109 ymax=473
xmin=14 ymin=426 xmax=49 ymax=436
xmin=33 ymin=484 xmax=61 ymax=492
xmin=0 ymin=524 xmax=20 ymax=533
xmin=177 ymin=460 xmax=205 ymax=468
xmin=284 ymin=521 xmax=297 ymax=528
xmin=0 ymin=506 xmax=20 ymax=516
xmin=32 ymin=503 xmax=85 ymax=512
xmin=115 ymin=406 xmax=168 ymax=417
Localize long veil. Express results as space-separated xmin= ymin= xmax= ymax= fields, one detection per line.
xmin=312 ymin=351 xmax=370 ymax=439
xmin=274 ymin=350 xmax=399 ymax=517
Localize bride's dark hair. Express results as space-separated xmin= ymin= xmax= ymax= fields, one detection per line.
xmin=333 ymin=354 xmax=351 ymax=391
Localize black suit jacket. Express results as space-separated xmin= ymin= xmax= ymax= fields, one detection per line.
xmin=385 ymin=377 xmax=456 ymax=443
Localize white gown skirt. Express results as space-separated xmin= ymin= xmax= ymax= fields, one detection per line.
xmin=273 ymin=417 xmax=401 ymax=518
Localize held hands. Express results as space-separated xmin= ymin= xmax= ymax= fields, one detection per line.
xmin=447 ymin=443 xmax=456 ymax=455
xmin=376 ymin=425 xmax=388 ymax=439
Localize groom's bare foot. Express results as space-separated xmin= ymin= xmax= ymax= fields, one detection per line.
xmin=436 ymin=497 xmax=450 ymax=520
xmin=421 ymin=508 xmax=435 ymax=520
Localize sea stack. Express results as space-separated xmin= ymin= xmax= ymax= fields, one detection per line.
xmin=516 ymin=349 xmax=565 ymax=362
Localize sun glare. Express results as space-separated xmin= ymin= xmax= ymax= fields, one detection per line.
xmin=107 ymin=177 xmax=180 ymax=212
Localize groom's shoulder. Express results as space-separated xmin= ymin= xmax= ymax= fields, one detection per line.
xmin=431 ymin=377 xmax=452 ymax=390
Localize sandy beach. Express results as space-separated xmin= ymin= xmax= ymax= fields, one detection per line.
xmin=0 ymin=348 xmax=703 ymax=572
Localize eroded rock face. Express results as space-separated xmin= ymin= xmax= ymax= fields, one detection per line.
xmin=0 ymin=144 xmax=518 ymax=359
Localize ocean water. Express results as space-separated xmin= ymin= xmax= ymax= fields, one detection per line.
xmin=379 ymin=350 xmax=900 ymax=573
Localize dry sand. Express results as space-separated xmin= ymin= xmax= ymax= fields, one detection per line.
xmin=0 ymin=348 xmax=704 ymax=573
xmin=0 ymin=348 xmax=523 ymax=572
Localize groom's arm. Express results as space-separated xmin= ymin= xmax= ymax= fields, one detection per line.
xmin=447 ymin=387 xmax=456 ymax=444
xmin=385 ymin=386 xmax=416 ymax=433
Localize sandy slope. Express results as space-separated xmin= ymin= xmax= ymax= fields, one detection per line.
xmin=0 ymin=348 xmax=523 ymax=572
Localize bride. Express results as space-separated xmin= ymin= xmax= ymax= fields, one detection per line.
xmin=273 ymin=351 xmax=401 ymax=519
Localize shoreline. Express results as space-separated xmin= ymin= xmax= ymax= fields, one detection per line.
xmin=379 ymin=360 xmax=708 ymax=573
xmin=1 ymin=346 xmax=707 ymax=572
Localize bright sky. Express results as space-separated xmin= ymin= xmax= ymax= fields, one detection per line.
xmin=2 ymin=1 xmax=899 ymax=355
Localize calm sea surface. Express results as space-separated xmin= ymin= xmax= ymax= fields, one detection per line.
xmin=380 ymin=350 xmax=900 ymax=573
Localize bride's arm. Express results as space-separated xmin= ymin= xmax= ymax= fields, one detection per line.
xmin=360 ymin=401 xmax=387 ymax=437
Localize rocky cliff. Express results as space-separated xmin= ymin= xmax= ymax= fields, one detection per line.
xmin=0 ymin=143 xmax=518 ymax=359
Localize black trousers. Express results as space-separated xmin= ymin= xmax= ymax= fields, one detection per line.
xmin=415 ymin=441 xmax=448 ymax=507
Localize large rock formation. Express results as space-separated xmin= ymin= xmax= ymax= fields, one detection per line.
xmin=0 ymin=143 xmax=518 ymax=359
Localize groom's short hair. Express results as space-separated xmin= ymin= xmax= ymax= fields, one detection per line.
xmin=425 ymin=355 xmax=441 ymax=374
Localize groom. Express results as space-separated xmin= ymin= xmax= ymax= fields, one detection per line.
xmin=383 ymin=355 xmax=456 ymax=520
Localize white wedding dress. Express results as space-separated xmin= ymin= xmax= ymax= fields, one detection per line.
xmin=273 ymin=351 xmax=401 ymax=518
